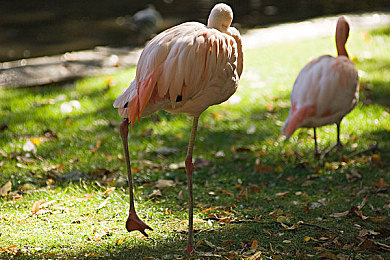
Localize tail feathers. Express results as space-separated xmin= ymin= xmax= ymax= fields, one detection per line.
xmin=282 ymin=105 xmax=316 ymax=137
xmin=113 ymin=80 xmax=139 ymax=127
xmin=113 ymin=81 xmax=137 ymax=109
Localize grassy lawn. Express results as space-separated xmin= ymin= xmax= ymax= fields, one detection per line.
xmin=0 ymin=27 xmax=389 ymax=259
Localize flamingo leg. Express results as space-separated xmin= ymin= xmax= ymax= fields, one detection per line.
xmin=313 ymin=127 xmax=321 ymax=158
xmin=321 ymin=121 xmax=343 ymax=159
xmin=184 ymin=116 xmax=199 ymax=254
xmin=120 ymin=118 xmax=153 ymax=237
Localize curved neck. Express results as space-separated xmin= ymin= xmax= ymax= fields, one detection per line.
xmin=336 ymin=37 xmax=349 ymax=58
xmin=335 ymin=19 xmax=350 ymax=58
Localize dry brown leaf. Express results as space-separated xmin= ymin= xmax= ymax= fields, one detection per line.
xmin=281 ymin=221 xmax=303 ymax=230
xmin=359 ymin=229 xmax=380 ymax=237
xmin=148 ymin=189 xmax=162 ymax=199
xmin=91 ymin=140 xmax=102 ymax=153
xmin=372 ymin=178 xmax=386 ymax=187
xmin=250 ymin=240 xmax=258 ymax=250
xmin=116 ymin=237 xmax=126 ymax=245
xmin=350 ymin=206 xmax=368 ymax=220
xmin=358 ymin=238 xmax=390 ymax=251
xmin=247 ymin=251 xmax=262 ymax=260
xmin=236 ymin=187 xmax=248 ymax=201
xmin=46 ymin=178 xmax=54 ymax=186
xmin=0 ymin=181 xmax=12 ymax=197
xmin=368 ymin=216 xmax=390 ymax=222
xmin=155 ymin=179 xmax=174 ymax=190
xmin=249 ymin=185 xmax=261 ymax=193
xmin=200 ymin=207 xmax=219 ymax=214
xmin=304 ymin=236 xmax=317 ymax=242
xmin=220 ymin=190 xmax=234 ymax=197
xmin=254 ymin=160 xmax=274 ymax=173
xmin=275 ymin=191 xmax=290 ymax=198
xmin=32 ymin=199 xmax=45 ymax=214
xmin=103 ymin=187 xmax=116 ymax=195
xmin=371 ymin=154 xmax=383 ymax=167
xmin=269 ymin=209 xmax=283 ymax=220
xmin=0 ymin=245 xmax=18 ymax=253
xmin=330 ymin=211 xmax=349 ymax=218
xmin=195 ymin=238 xmax=204 ymax=249
xmin=69 ymin=193 xmax=93 ymax=202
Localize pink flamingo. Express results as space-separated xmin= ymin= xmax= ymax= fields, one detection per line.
xmin=114 ymin=3 xmax=243 ymax=253
xmin=282 ymin=17 xmax=359 ymax=157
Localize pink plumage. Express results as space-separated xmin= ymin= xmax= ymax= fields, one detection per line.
xmin=114 ymin=16 xmax=243 ymax=128
xmin=282 ymin=17 xmax=359 ymax=156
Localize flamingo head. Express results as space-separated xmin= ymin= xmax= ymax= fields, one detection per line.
xmin=207 ymin=3 xmax=233 ymax=33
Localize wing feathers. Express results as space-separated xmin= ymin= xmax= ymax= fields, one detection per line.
xmin=114 ymin=22 xmax=242 ymax=125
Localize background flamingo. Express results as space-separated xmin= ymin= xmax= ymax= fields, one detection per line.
xmin=282 ymin=17 xmax=359 ymax=157
xmin=113 ymin=3 xmax=243 ymax=253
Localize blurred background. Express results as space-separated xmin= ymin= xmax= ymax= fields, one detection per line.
xmin=1 ymin=0 xmax=389 ymax=62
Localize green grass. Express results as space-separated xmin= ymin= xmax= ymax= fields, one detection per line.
xmin=0 ymin=27 xmax=389 ymax=259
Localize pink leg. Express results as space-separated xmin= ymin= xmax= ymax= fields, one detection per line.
xmin=184 ymin=116 xmax=199 ymax=254
xmin=120 ymin=119 xmax=153 ymax=237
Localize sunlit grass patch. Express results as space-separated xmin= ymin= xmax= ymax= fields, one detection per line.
xmin=0 ymin=27 xmax=389 ymax=259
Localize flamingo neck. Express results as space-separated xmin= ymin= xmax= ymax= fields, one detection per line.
xmin=336 ymin=43 xmax=349 ymax=58
xmin=335 ymin=18 xmax=350 ymax=58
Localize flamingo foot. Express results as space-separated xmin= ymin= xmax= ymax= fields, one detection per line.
xmin=184 ymin=243 xmax=195 ymax=255
xmin=126 ymin=209 xmax=153 ymax=237
xmin=321 ymin=142 xmax=343 ymax=159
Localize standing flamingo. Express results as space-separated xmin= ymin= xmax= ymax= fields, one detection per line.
xmin=113 ymin=3 xmax=243 ymax=253
xmin=282 ymin=17 xmax=359 ymax=157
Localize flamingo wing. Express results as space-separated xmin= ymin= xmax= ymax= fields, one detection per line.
xmin=283 ymin=55 xmax=359 ymax=137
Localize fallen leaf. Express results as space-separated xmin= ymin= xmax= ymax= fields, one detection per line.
xmin=103 ymin=187 xmax=116 ymax=195
xmin=97 ymin=198 xmax=110 ymax=210
xmin=236 ymin=187 xmax=248 ymax=201
xmin=372 ymin=178 xmax=386 ymax=187
xmin=250 ymin=240 xmax=258 ymax=250
xmin=155 ymin=179 xmax=174 ymax=190
xmin=330 ymin=211 xmax=350 ymax=218
xmin=275 ymin=191 xmax=290 ymax=198
xmin=247 ymin=251 xmax=262 ymax=260
xmin=358 ymin=238 xmax=390 ymax=251
xmin=194 ymin=157 xmax=211 ymax=168
xmin=254 ymin=159 xmax=273 ymax=173
xmin=69 ymin=193 xmax=93 ymax=202
xmin=195 ymin=238 xmax=204 ymax=249
xmin=220 ymin=190 xmax=234 ymax=197
xmin=368 ymin=216 xmax=389 ymax=222
xmin=91 ymin=140 xmax=102 ymax=153
xmin=269 ymin=209 xmax=283 ymax=220
xmin=0 ymin=245 xmax=18 ymax=253
xmin=23 ymin=140 xmax=36 ymax=152
xmin=0 ymin=181 xmax=12 ymax=197
xmin=116 ymin=237 xmax=126 ymax=245
xmin=359 ymin=229 xmax=380 ymax=237
xmin=177 ymin=190 xmax=183 ymax=200
xmin=304 ymin=236 xmax=317 ymax=242
xmin=32 ymin=199 xmax=45 ymax=214
xmin=371 ymin=154 xmax=382 ymax=167
xmin=46 ymin=178 xmax=54 ymax=186
xmin=30 ymin=138 xmax=41 ymax=145
xmin=201 ymin=207 xmax=219 ymax=214
xmin=148 ymin=189 xmax=162 ymax=198
xmin=281 ymin=221 xmax=303 ymax=230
